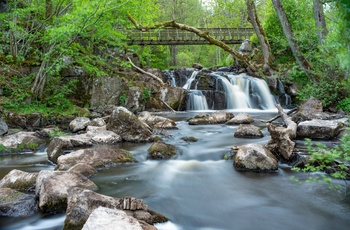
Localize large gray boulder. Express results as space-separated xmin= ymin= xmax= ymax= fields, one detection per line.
xmin=67 ymin=163 xmax=97 ymax=178
xmin=292 ymin=97 xmax=330 ymax=123
xmin=106 ymin=107 xmax=153 ymax=142
xmin=0 ymin=131 xmax=44 ymax=152
xmin=56 ymin=148 xmax=135 ymax=171
xmin=138 ymin=111 xmax=177 ymax=129
xmin=0 ymin=118 xmax=8 ymax=136
xmin=69 ymin=117 xmax=91 ymax=133
xmin=0 ymin=188 xmax=38 ymax=217
xmin=297 ymin=118 xmax=347 ymax=140
xmin=0 ymin=169 xmax=38 ymax=192
xmin=234 ymin=144 xmax=278 ymax=172
xmin=64 ymin=187 xmax=168 ymax=230
xmin=226 ymin=113 xmax=254 ymax=125
xmin=188 ymin=111 xmax=234 ymax=125
xmin=234 ymin=124 xmax=264 ymax=138
xmin=47 ymin=126 xmax=122 ymax=163
xmin=35 ymin=170 xmax=98 ymax=213
xmin=82 ymin=207 xmax=143 ymax=230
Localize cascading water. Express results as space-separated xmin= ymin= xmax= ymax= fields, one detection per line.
xmin=182 ymin=71 xmax=199 ymax=90
xmin=186 ymin=90 xmax=209 ymax=111
xmin=212 ymin=72 xmax=276 ymax=110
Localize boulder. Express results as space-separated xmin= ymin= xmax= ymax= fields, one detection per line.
xmin=226 ymin=113 xmax=254 ymax=125
xmin=82 ymin=207 xmax=143 ymax=230
xmin=192 ymin=63 xmax=203 ymax=70
xmin=69 ymin=117 xmax=91 ymax=133
xmin=292 ymin=97 xmax=330 ymax=123
xmin=56 ymin=148 xmax=135 ymax=171
xmin=0 ymin=131 xmax=45 ymax=151
xmin=89 ymin=117 xmax=106 ymax=126
xmin=234 ymin=124 xmax=264 ymax=138
xmin=188 ymin=111 xmax=234 ymax=125
xmin=47 ymin=127 xmax=122 ymax=163
xmin=0 ymin=188 xmax=38 ymax=217
xmin=297 ymin=118 xmax=347 ymax=140
xmin=0 ymin=117 xmax=8 ymax=136
xmin=85 ymin=125 xmax=122 ymax=144
xmin=234 ymin=144 xmax=278 ymax=172
xmin=64 ymin=187 xmax=168 ymax=230
xmin=106 ymin=107 xmax=153 ymax=142
xmin=5 ymin=112 xmax=41 ymax=129
xmin=46 ymin=135 xmax=90 ymax=163
xmin=67 ymin=163 xmax=97 ymax=178
xmin=138 ymin=111 xmax=177 ymax=129
xmin=0 ymin=169 xmax=37 ymax=192
xmin=35 ymin=170 xmax=98 ymax=213
xmin=147 ymin=142 xmax=177 ymax=160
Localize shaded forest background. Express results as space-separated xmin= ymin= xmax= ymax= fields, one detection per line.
xmin=0 ymin=0 xmax=349 ymax=115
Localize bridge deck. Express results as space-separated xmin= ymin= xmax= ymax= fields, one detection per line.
xmin=124 ymin=28 xmax=254 ymax=45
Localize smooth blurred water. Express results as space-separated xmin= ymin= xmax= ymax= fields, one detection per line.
xmin=1 ymin=111 xmax=350 ymax=230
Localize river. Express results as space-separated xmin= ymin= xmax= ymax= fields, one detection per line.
xmin=1 ymin=110 xmax=350 ymax=230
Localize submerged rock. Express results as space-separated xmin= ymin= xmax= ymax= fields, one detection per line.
xmin=147 ymin=141 xmax=177 ymax=160
xmin=234 ymin=124 xmax=264 ymax=138
xmin=56 ymin=148 xmax=135 ymax=171
xmin=188 ymin=111 xmax=234 ymax=125
xmin=234 ymin=144 xmax=278 ymax=172
xmin=0 ymin=188 xmax=38 ymax=217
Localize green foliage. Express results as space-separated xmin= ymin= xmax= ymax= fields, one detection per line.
xmin=142 ymin=87 xmax=151 ymax=102
xmin=297 ymin=75 xmax=343 ymax=108
xmin=293 ymin=131 xmax=350 ymax=187
xmin=337 ymin=98 xmax=350 ymax=112
xmin=119 ymin=93 xmax=127 ymax=105
xmin=48 ymin=127 xmax=66 ymax=140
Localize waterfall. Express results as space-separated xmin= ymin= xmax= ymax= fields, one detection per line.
xmin=186 ymin=90 xmax=209 ymax=111
xmin=163 ymin=70 xmax=177 ymax=87
xmin=212 ymin=73 xmax=250 ymax=109
xmin=212 ymin=72 xmax=276 ymax=110
xmin=182 ymin=71 xmax=199 ymax=90
xmin=276 ymin=79 xmax=292 ymax=106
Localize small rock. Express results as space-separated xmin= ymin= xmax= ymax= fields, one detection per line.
xmin=147 ymin=142 xmax=177 ymax=160
xmin=69 ymin=117 xmax=91 ymax=133
xmin=226 ymin=113 xmax=254 ymax=125
xmin=234 ymin=124 xmax=264 ymax=138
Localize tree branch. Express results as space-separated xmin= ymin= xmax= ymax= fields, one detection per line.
xmin=127 ymin=57 xmax=165 ymax=85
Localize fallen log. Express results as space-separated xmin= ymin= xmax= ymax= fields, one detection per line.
xmin=265 ymin=104 xmax=297 ymax=160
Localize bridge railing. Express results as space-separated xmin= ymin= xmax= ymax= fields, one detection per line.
xmin=123 ymin=28 xmax=254 ymax=45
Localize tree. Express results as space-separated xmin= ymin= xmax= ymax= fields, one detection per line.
xmin=313 ymin=0 xmax=328 ymax=44
xmin=271 ymin=0 xmax=315 ymax=82
xmin=246 ymin=0 xmax=274 ymax=75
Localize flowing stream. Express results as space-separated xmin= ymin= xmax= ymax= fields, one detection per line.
xmin=1 ymin=111 xmax=350 ymax=230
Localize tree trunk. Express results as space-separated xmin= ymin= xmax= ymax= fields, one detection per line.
xmin=170 ymin=45 xmax=177 ymax=67
xmin=272 ymin=0 xmax=315 ymax=82
xmin=127 ymin=15 xmax=257 ymax=72
xmin=313 ymin=0 xmax=328 ymax=44
xmin=246 ymin=0 xmax=274 ymax=75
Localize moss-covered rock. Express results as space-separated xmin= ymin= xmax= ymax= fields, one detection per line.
xmin=147 ymin=141 xmax=177 ymax=160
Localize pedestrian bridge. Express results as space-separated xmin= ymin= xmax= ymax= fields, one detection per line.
xmin=124 ymin=28 xmax=254 ymax=45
